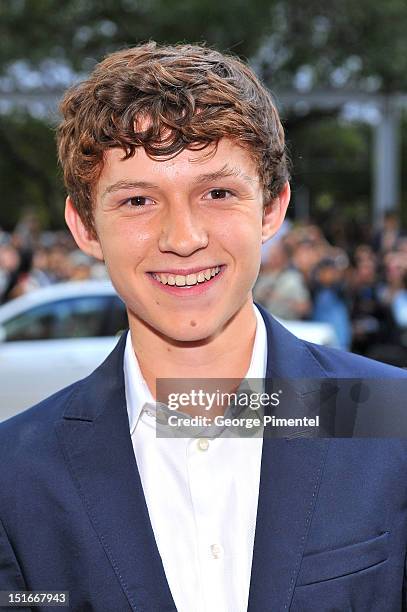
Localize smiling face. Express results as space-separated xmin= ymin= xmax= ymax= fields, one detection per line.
xmin=66 ymin=138 xmax=290 ymax=343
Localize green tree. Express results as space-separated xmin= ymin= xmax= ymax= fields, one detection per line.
xmin=0 ymin=113 xmax=63 ymax=230
xmin=257 ymin=0 xmax=407 ymax=91
xmin=0 ymin=0 xmax=277 ymax=73
xmin=1 ymin=0 xmax=407 ymax=229
xmin=0 ymin=0 xmax=279 ymax=229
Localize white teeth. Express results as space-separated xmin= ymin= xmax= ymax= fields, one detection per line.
xmin=153 ymin=266 xmax=222 ymax=287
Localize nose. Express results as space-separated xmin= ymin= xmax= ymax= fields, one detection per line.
xmin=158 ymin=201 xmax=209 ymax=256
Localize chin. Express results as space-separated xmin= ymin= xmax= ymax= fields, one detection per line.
xmin=161 ymin=322 xmax=217 ymax=344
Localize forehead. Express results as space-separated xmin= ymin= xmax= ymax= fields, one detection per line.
xmin=96 ymin=138 xmax=260 ymax=195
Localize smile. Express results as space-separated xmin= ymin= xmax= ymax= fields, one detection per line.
xmin=150 ymin=266 xmax=221 ymax=287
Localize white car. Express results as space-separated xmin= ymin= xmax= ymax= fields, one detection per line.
xmin=0 ymin=281 xmax=126 ymax=421
xmin=0 ymin=280 xmax=337 ymax=420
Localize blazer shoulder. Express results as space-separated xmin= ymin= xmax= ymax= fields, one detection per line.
xmin=0 ymin=331 xmax=127 ymax=469
xmin=303 ymin=340 xmax=407 ymax=379
xmin=0 ymin=378 xmax=81 ymax=464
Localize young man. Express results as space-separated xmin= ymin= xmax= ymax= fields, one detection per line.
xmin=1 ymin=42 xmax=407 ymax=612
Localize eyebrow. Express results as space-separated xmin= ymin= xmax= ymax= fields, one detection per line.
xmin=192 ymin=164 xmax=256 ymax=185
xmin=101 ymin=164 xmax=256 ymax=200
xmin=101 ymin=180 xmax=159 ymax=200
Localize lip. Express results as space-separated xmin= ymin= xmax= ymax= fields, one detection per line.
xmin=147 ymin=265 xmax=225 ymax=297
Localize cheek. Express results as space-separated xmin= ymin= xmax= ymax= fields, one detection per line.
xmin=217 ymin=209 xmax=263 ymax=243
xmin=219 ymin=226 xmax=262 ymax=290
xmin=96 ymin=218 xmax=154 ymax=262
xmin=221 ymin=219 xmax=262 ymax=261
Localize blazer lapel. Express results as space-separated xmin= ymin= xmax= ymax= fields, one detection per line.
xmin=248 ymin=437 xmax=329 ymax=611
xmin=55 ymin=332 xmax=177 ymax=612
xmin=248 ymin=306 xmax=331 ymax=611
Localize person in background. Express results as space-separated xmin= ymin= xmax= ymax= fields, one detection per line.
xmin=68 ymin=249 xmax=94 ymax=281
xmin=373 ymin=210 xmax=402 ymax=254
xmin=0 ymin=242 xmax=20 ymax=297
xmin=291 ymin=237 xmax=324 ymax=284
xmin=378 ymin=251 xmax=407 ymax=311
xmin=311 ymin=257 xmax=352 ymax=350
xmin=253 ymin=239 xmax=311 ymax=320
xmin=46 ymin=244 xmax=74 ymax=283
xmin=392 ymin=270 xmax=407 ymax=329
xmin=350 ymin=248 xmax=390 ymax=356
xmin=0 ymin=248 xmax=32 ymax=304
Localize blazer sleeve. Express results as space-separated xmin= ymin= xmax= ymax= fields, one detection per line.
xmin=0 ymin=517 xmax=27 ymax=590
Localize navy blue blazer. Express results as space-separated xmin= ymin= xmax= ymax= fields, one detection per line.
xmin=1 ymin=305 xmax=407 ymax=611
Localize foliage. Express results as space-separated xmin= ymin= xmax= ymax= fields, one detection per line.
xmin=0 ymin=0 xmax=407 ymax=229
xmin=0 ymin=113 xmax=63 ymax=230
xmin=257 ymin=0 xmax=407 ymax=91
xmin=0 ymin=0 xmax=276 ymax=73
xmin=288 ymin=117 xmax=371 ymax=218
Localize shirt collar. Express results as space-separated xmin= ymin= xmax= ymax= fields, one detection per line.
xmin=124 ymin=303 xmax=268 ymax=434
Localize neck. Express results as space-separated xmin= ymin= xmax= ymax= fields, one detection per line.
xmin=128 ymin=300 xmax=258 ymax=398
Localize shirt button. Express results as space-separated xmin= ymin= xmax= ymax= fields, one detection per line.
xmin=210 ymin=543 xmax=224 ymax=559
xmin=197 ymin=438 xmax=210 ymax=451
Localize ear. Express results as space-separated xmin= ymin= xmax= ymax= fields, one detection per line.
xmin=261 ymin=181 xmax=291 ymax=243
xmin=64 ymin=196 xmax=104 ymax=261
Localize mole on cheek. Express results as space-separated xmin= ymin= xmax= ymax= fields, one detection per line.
xmin=190 ymin=320 xmax=197 ymax=327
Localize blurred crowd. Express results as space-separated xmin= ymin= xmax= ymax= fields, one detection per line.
xmin=255 ymin=211 xmax=407 ymax=366
xmin=1 ymin=210 xmax=407 ymax=366
xmin=0 ymin=212 xmax=107 ymax=305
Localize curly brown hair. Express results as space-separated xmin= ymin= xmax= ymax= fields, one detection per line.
xmin=57 ymin=41 xmax=289 ymax=236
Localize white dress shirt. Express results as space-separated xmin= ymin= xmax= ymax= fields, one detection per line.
xmin=124 ymin=305 xmax=267 ymax=612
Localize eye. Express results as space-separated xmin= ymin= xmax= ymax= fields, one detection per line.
xmin=204 ymin=189 xmax=233 ymax=200
xmin=122 ymin=195 xmax=155 ymax=207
